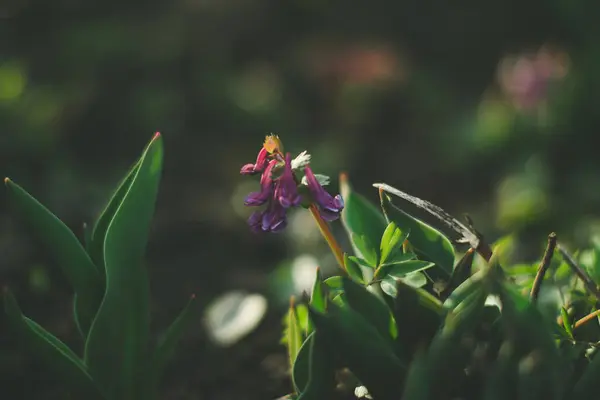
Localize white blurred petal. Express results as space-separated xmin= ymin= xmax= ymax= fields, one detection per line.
xmin=204 ymin=291 xmax=267 ymax=347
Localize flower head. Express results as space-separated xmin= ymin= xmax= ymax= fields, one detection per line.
xmin=240 ymin=135 xmax=343 ymax=233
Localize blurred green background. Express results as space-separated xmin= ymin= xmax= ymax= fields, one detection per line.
xmin=2 ymin=1 xmax=600 ymax=399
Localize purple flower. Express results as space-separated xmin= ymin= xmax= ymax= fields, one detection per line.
xmin=247 ymin=200 xmax=288 ymax=233
xmin=244 ymin=160 xmax=277 ymax=206
xmin=261 ymin=200 xmax=288 ymax=232
xmin=240 ymin=147 xmax=269 ymax=175
xmin=274 ymin=153 xmax=302 ymax=208
xmin=247 ymin=210 xmax=264 ymax=233
xmin=304 ymin=166 xmax=344 ymax=221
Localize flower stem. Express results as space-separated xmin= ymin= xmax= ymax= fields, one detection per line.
xmin=309 ymin=204 xmax=346 ymax=272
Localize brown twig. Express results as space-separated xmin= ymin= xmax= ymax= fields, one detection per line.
xmin=558 ymin=244 xmax=600 ymax=301
xmin=309 ymin=204 xmax=346 ymax=272
xmin=530 ymin=232 xmax=558 ymax=303
xmin=574 ymin=309 xmax=600 ymax=330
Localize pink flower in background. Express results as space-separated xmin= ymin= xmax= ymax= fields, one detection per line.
xmin=498 ymin=45 xmax=569 ymax=111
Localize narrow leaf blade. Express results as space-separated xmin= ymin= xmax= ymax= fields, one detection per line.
xmin=150 ymin=294 xmax=198 ymax=385
xmin=4 ymin=289 xmax=103 ymax=399
xmin=89 ymin=160 xmax=141 ymax=271
xmin=84 ymin=133 xmax=163 ymax=399
xmin=4 ymin=178 xmax=102 ymax=336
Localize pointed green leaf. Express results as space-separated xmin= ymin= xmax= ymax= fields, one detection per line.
xmin=323 ymin=276 xmax=343 ymax=297
xmin=4 ymin=289 xmax=103 ymax=399
xmin=293 ymin=331 xmax=336 ymax=399
xmin=340 ymin=174 xmax=387 ymax=263
xmin=292 ymin=332 xmax=314 ymax=393
xmin=382 ymin=272 xmax=427 ymax=291
xmin=4 ymin=178 xmax=102 ymax=337
xmin=379 ymin=191 xmax=455 ymax=274
xmin=439 ymin=248 xmax=475 ymax=300
xmin=442 ymin=268 xmax=485 ymax=310
xmin=417 ymin=288 xmax=487 ymax=399
xmin=150 ymin=294 xmax=198 ymax=387
xmin=341 ymin=277 xmax=393 ymax=341
xmin=89 ymin=159 xmax=140 ymax=271
xmin=348 ymin=255 xmax=377 ymax=268
xmin=380 ymin=251 xmax=417 ymax=266
xmin=571 ymin=349 xmax=600 ymax=397
xmin=389 ymin=280 xmax=443 ymax=362
xmin=498 ymin=290 xmax=566 ymax=400
xmin=344 ymin=253 xmax=365 ymax=284
xmin=399 ymin=350 xmax=430 ymax=400
xmin=380 ymin=222 xmax=409 ymax=266
xmin=351 ymin=233 xmax=378 ymax=267
xmin=84 ymin=133 xmax=163 ymax=399
xmin=295 ymin=304 xmax=310 ymax=336
xmin=308 ymin=302 xmax=405 ymax=400
xmin=379 ymin=260 xmax=435 ymax=279
xmin=83 ymin=222 xmax=92 ymax=253
xmin=561 ymin=307 xmax=574 ymax=340
xmin=309 ymin=268 xmax=327 ymax=313
xmin=285 ymin=300 xmax=304 ymax=373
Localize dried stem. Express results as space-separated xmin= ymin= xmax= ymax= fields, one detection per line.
xmin=309 ymin=204 xmax=346 ymax=272
xmin=530 ymin=232 xmax=558 ymax=303
xmin=558 ymin=244 xmax=600 ymax=301
xmin=574 ymin=309 xmax=600 ymax=330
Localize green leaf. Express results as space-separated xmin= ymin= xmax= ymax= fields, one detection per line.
xmin=439 ymin=248 xmax=475 ymax=300
xmin=84 ymin=133 xmax=163 ymax=399
xmin=4 ymin=178 xmax=102 ymax=337
xmin=351 ymin=233 xmax=378 ymax=267
xmin=378 ymin=260 xmax=435 ymax=280
xmin=380 ymin=251 xmax=417 ymax=266
xmin=403 ymin=272 xmax=428 ymax=288
xmin=89 ymin=159 xmax=140 ymax=272
xmin=150 ymin=294 xmax=198 ymax=391
xmin=344 ymin=253 xmax=365 ymax=284
xmin=306 ymin=268 xmax=326 ymax=336
xmin=382 ymin=272 xmax=427 ymax=291
xmin=83 ymin=222 xmax=92 ymax=253
xmin=442 ymin=268 xmax=485 ymax=310
xmin=341 ymin=277 xmax=393 ymax=342
xmin=3 ymin=289 xmax=103 ymax=399
xmin=349 ymin=255 xmax=377 ymax=269
xmin=293 ymin=331 xmax=336 ymax=399
xmin=418 ymin=288 xmax=487 ymax=399
xmin=292 ymin=332 xmax=314 ymax=393
xmin=380 ymin=222 xmax=409 ymax=266
xmin=498 ymin=291 xmax=566 ymax=400
xmin=309 ymin=268 xmax=327 ymax=313
xmin=571 ymin=349 xmax=600 ymax=397
xmin=295 ymin=304 xmax=310 ymax=336
xmin=389 ymin=280 xmax=443 ymax=363
xmin=308 ymin=302 xmax=406 ymax=400
xmin=379 ymin=191 xmax=455 ymax=274
xmin=561 ymin=307 xmax=574 ymax=340
xmin=340 ymin=174 xmax=387 ymax=264
xmin=286 ymin=299 xmax=304 ymax=373
xmin=323 ymin=276 xmax=343 ymax=297
xmin=399 ymin=350 xmax=429 ymax=400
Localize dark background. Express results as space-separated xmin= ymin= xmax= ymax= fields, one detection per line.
xmin=2 ymin=1 xmax=600 ymax=399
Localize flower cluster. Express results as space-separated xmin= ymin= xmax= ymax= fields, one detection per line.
xmin=240 ymin=135 xmax=344 ymax=233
